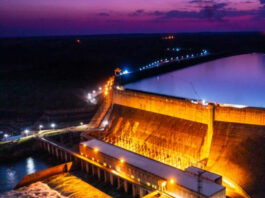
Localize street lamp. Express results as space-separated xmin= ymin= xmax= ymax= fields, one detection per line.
xmin=39 ymin=124 xmax=43 ymax=130
xmin=51 ymin=123 xmax=56 ymax=129
xmin=4 ymin=134 xmax=9 ymax=138
xmin=24 ymin=129 xmax=29 ymax=136
xmin=88 ymin=93 xmax=92 ymax=100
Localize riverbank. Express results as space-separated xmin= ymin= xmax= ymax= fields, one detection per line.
xmin=0 ymin=137 xmax=39 ymax=163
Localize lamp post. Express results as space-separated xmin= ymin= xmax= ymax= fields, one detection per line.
xmin=51 ymin=123 xmax=56 ymax=130
xmin=24 ymin=129 xmax=29 ymax=136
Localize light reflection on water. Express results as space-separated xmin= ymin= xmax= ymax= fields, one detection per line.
xmin=6 ymin=169 xmax=16 ymax=186
xmin=26 ymin=157 xmax=36 ymax=175
xmin=125 ymin=53 xmax=265 ymax=108
xmin=0 ymin=155 xmax=55 ymax=194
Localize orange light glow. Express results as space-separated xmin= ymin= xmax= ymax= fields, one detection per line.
xmin=94 ymin=147 xmax=99 ymax=153
xmin=111 ymin=170 xmax=118 ymax=174
xmin=120 ymin=158 xmax=125 ymax=163
xmin=223 ymin=178 xmax=235 ymax=189
xmin=170 ymin=179 xmax=175 ymax=184
xmin=161 ymin=181 xmax=167 ymax=187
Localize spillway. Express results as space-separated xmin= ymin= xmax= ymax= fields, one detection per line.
xmin=102 ymin=104 xmax=208 ymax=169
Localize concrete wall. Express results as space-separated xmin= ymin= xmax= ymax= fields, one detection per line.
xmin=215 ymin=106 xmax=265 ymax=126
xmin=207 ymin=121 xmax=265 ymax=198
xmin=113 ymin=89 xmax=212 ymax=125
xmin=101 ymin=104 xmax=208 ymax=168
xmin=108 ymin=89 xmax=265 ymax=197
xmin=112 ymin=89 xmax=216 ymax=160
xmin=14 ymin=162 xmax=73 ymax=189
xmin=113 ymin=89 xmax=265 ymax=126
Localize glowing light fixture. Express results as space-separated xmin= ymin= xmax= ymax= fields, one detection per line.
xmin=103 ymin=120 xmax=109 ymax=127
xmin=120 ymin=158 xmax=125 ymax=163
xmin=170 ymin=179 xmax=175 ymax=184
xmin=202 ymin=99 xmax=208 ymax=106
xmin=87 ymin=93 xmax=92 ymax=100
xmin=123 ymin=70 xmax=129 ymax=74
xmin=51 ymin=123 xmax=56 ymax=129
xmin=94 ymin=147 xmax=99 ymax=153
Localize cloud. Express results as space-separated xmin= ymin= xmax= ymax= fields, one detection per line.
xmin=129 ymin=9 xmax=145 ymax=16
xmin=151 ymin=11 xmax=164 ymax=16
xmin=143 ymin=2 xmax=264 ymax=23
xmin=98 ymin=12 xmax=110 ymax=17
xmin=125 ymin=1 xmax=264 ymax=24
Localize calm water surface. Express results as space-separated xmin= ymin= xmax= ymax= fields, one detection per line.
xmin=0 ymin=154 xmax=58 ymax=194
xmin=125 ymin=53 xmax=265 ymax=108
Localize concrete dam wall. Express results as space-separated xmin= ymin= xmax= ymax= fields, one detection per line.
xmin=103 ymin=104 xmax=208 ymax=169
xmin=209 ymin=122 xmax=265 ymax=198
xmin=92 ymin=89 xmax=265 ymax=197
xmin=113 ymin=89 xmax=265 ymax=126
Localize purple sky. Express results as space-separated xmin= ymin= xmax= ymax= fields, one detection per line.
xmin=0 ymin=0 xmax=265 ymax=37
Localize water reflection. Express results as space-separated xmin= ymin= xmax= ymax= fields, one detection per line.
xmin=0 ymin=154 xmax=57 ymax=193
xmin=26 ymin=157 xmax=36 ymax=175
xmin=6 ymin=168 xmax=16 ymax=185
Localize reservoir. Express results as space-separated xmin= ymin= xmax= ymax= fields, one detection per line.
xmin=125 ymin=53 xmax=265 ymax=108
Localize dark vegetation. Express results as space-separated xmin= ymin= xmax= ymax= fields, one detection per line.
xmin=0 ymin=137 xmax=39 ymax=162
xmin=0 ymin=33 xmax=264 ymax=132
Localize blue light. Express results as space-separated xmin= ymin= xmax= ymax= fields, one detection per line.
xmin=123 ymin=69 xmax=129 ymax=74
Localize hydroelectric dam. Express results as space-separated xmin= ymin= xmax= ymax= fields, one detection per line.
xmin=15 ymin=53 xmax=265 ymax=198
xmin=82 ymin=53 xmax=265 ymax=198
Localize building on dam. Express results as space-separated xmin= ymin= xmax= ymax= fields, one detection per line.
xmin=80 ymin=139 xmax=225 ymax=198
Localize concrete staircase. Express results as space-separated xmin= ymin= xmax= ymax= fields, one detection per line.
xmin=87 ymin=94 xmax=112 ymax=129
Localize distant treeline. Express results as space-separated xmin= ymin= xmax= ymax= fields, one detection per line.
xmin=0 ymin=32 xmax=264 ymax=84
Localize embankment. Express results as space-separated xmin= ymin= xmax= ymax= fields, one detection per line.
xmin=15 ymin=162 xmax=73 ymax=189
xmin=0 ymin=137 xmax=39 ymax=162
